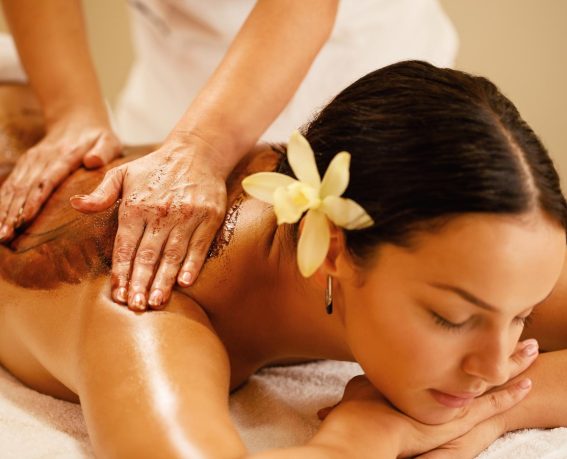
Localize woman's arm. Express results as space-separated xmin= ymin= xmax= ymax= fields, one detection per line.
xmin=521 ymin=251 xmax=567 ymax=351
xmin=75 ymin=285 xmax=246 ymax=459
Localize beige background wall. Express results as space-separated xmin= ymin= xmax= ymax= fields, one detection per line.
xmin=1 ymin=1 xmax=566 ymax=185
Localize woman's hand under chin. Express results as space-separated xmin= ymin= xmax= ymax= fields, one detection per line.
xmin=414 ymin=339 xmax=544 ymax=459
xmin=316 ymin=338 xmax=539 ymax=459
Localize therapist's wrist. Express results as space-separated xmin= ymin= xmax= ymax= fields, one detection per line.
xmin=42 ymin=97 xmax=111 ymax=130
xmin=167 ymin=124 xmax=251 ymax=180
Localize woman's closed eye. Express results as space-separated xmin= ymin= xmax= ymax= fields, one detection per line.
xmin=430 ymin=309 xmax=535 ymax=332
xmin=430 ymin=311 xmax=468 ymax=332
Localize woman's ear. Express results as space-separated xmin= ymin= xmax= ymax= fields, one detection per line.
xmin=311 ymin=222 xmax=350 ymax=288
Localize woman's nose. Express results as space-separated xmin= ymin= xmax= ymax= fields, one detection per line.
xmin=461 ymin=336 xmax=512 ymax=386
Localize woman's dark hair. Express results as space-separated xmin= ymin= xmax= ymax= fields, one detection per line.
xmin=279 ymin=60 xmax=567 ymax=264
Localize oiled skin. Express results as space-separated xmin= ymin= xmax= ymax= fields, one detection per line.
xmin=0 ymin=85 xmax=353 ymax=458
xmin=1 ymin=84 xmax=567 ymax=458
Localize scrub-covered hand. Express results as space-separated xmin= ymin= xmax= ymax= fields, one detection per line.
xmin=0 ymin=114 xmax=121 ymax=241
xmin=71 ymin=134 xmax=228 ymax=311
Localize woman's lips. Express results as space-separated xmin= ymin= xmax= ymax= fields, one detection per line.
xmin=429 ymin=389 xmax=479 ymax=408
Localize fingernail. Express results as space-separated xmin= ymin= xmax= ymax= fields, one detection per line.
xmin=114 ymin=287 xmax=127 ymax=304
xmin=0 ymin=225 xmax=9 ymax=239
xmin=179 ymin=271 xmax=192 ymax=286
xmin=522 ymin=339 xmax=539 ymax=357
xmin=148 ymin=289 xmax=163 ymax=307
xmin=71 ymin=194 xmax=89 ymax=200
xmin=517 ymin=378 xmax=532 ymax=390
xmin=131 ymin=293 xmax=146 ymax=310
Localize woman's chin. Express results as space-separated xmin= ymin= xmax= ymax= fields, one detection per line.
xmin=410 ymin=408 xmax=461 ymax=425
xmin=393 ymin=397 xmax=466 ymax=425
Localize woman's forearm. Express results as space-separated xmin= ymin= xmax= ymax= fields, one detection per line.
xmin=246 ymin=424 xmax=398 ymax=459
xmin=501 ymin=350 xmax=567 ymax=431
xmin=1 ymin=0 xmax=107 ymax=123
xmin=171 ymin=0 xmax=339 ymax=178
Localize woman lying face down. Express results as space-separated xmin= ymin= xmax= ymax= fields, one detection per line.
xmin=0 ymin=61 xmax=566 ymax=458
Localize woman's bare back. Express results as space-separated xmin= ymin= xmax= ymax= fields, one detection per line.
xmin=0 ymin=84 xmax=296 ymax=400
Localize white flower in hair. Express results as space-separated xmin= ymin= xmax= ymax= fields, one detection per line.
xmin=242 ymin=131 xmax=374 ymax=277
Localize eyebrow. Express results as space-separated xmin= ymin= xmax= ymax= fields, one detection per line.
xmin=428 ymin=282 xmax=554 ymax=312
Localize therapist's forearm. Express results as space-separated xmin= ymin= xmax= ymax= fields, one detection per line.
xmin=1 ymin=0 xmax=107 ymax=124
xmin=172 ymin=0 xmax=339 ymax=178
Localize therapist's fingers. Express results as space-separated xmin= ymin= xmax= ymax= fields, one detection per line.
xmin=0 ymin=190 xmax=27 ymax=240
xmin=148 ymin=223 xmax=192 ymax=309
xmin=82 ymin=131 xmax=122 ymax=169
xmin=110 ymin=211 xmax=146 ymax=305
xmin=21 ymin=155 xmax=82 ymax=223
xmin=126 ymin=222 xmax=171 ymax=311
xmin=177 ymin=209 xmax=224 ymax=288
xmin=70 ymin=166 xmax=125 ymax=213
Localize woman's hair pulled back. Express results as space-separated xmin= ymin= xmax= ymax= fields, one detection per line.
xmin=279 ymin=61 xmax=567 ymax=264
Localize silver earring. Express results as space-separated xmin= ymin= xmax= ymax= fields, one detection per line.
xmin=325 ymin=276 xmax=333 ymax=315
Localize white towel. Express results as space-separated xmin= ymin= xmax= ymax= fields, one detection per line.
xmin=1 ymin=361 xmax=566 ymax=458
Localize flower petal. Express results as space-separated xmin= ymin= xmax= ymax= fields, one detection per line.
xmin=273 ymin=186 xmax=306 ymax=224
xmin=242 ymin=172 xmax=296 ymax=204
xmin=322 ymin=196 xmax=374 ymax=230
xmin=320 ymin=152 xmax=351 ymax=198
xmin=287 ymin=131 xmax=321 ymax=189
xmin=297 ymin=209 xmax=330 ymax=277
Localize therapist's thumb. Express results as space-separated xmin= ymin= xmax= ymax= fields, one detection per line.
xmin=82 ymin=131 xmax=123 ymax=169
xmin=70 ymin=166 xmax=125 ymax=213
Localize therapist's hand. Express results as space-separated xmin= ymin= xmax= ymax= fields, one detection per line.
xmin=0 ymin=113 xmax=121 ymax=241
xmin=70 ymin=134 xmax=228 ymax=311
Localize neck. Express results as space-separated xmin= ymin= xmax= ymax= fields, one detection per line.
xmin=262 ymin=225 xmax=354 ymax=363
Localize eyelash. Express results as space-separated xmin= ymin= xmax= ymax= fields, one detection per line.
xmin=430 ymin=311 xmax=534 ymax=332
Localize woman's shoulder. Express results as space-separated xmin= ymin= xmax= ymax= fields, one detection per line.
xmin=179 ymin=144 xmax=282 ymax=310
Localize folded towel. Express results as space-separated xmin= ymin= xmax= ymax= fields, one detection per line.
xmin=1 ymin=361 xmax=566 ymax=458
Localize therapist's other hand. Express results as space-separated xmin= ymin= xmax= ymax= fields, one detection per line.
xmin=70 ymin=135 xmax=227 ymax=311
xmin=0 ymin=114 xmax=121 ymax=242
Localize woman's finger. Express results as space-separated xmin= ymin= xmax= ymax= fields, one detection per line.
xmin=127 ymin=222 xmax=172 ymax=311
xmin=82 ymin=132 xmax=122 ymax=169
xmin=452 ymin=378 xmax=531 ymax=431
xmin=70 ymin=166 xmax=125 ymax=213
xmin=177 ymin=208 xmax=224 ymax=287
xmin=110 ymin=211 xmax=146 ymax=306
xmin=148 ymin=223 xmax=193 ymax=309
xmin=507 ymin=338 xmax=539 ymax=380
